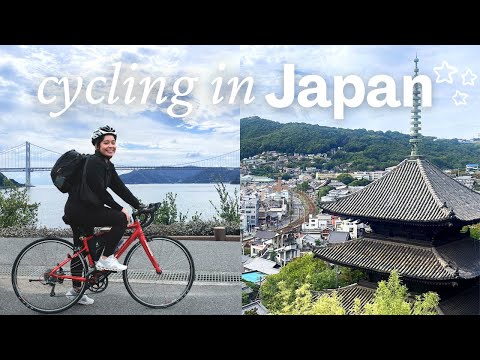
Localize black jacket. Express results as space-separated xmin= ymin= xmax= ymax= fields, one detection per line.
xmin=66 ymin=150 xmax=140 ymax=211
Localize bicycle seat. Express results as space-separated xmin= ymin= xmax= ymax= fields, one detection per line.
xmin=75 ymin=226 xmax=112 ymax=239
xmin=76 ymin=226 xmax=94 ymax=238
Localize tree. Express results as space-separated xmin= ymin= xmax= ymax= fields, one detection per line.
xmin=244 ymin=308 xmax=259 ymax=315
xmin=277 ymin=284 xmax=345 ymax=315
xmin=0 ymin=179 xmax=39 ymax=227
xmin=209 ymin=182 xmax=240 ymax=224
xmin=336 ymin=173 xmax=355 ymax=185
xmin=242 ymin=292 xmax=250 ymax=305
xmin=277 ymin=283 xmax=314 ymax=315
xmin=241 ymin=117 xmax=480 ymax=171
xmin=317 ymin=185 xmax=334 ymax=198
xmin=310 ymin=291 xmax=345 ymax=315
xmin=362 ymin=271 xmax=439 ymax=315
xmin=243 ymin=280 xmax=260 ymax=305
xmin=154 ymin=192 xmax=187 ymax=225
xmin=468 ymin=223 xmax=480 ymax=240
xmin=412 ymin=292 xmax=441 ymax=315
xmin=349 ymin=178 xmax=371 ymax=186
xmin=296 ymin=181 xmax=309 ymax=192
xmin=270 ymin=270 xmax=439 ymax=315
xmin=260 ymin=253 xmax=337 ymax=312
xmin=0 ymin=173 xmax=22 ymax=187
xmin=337 ymin=267 xmax=367 ymax=286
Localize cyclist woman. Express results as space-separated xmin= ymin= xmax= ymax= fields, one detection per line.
xmin=63 ymin=125 xmax=141 ymax=304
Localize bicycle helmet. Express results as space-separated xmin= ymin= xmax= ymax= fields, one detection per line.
xmin=91 ymin=125 xmax=117 ymax=145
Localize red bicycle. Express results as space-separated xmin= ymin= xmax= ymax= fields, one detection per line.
xmin=11 ymin=203 xmax=195 ymax=314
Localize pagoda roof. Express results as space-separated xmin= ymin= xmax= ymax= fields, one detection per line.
xmin=314 ymin=237 xmax=480 ymax=281
xmin=315 ymin=281 xmax=377 ymax=314
xmin=320 ymin=281 xmax=479 ymax=315
xmin=321 ymin=158 xmax=480 ymax=224
xmin=437 ymin=284 xmax=479 ymax=315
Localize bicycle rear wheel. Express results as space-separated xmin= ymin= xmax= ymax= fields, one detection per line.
xmin=123 ymin=236 xmax=195 ymax=308
xmin=11 ymin=237 xmax=88 ymax=314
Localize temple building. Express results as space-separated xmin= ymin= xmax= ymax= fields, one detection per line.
xmin=314 ymin=56 xmax=480 ymax=315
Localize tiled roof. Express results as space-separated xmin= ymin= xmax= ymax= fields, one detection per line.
xmin=317 ymin=282 xmax=376 ymax=314
xmin=314 ymin=237 xmax=480 ymax=281
xmin=438 ymin=284 xmax=480 ymax=315
xmin=321 ymin=158 xmax=480 ymax=223
xmin=254 ymin=230 xmax=277 ymax=240
xmin=435 ymin=238 xmax=480 ymax=279
xmin=327 ymin=231 xmax=351 ymax=243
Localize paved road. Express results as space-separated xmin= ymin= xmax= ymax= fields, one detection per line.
xmin=0 ymin=237 xmax=241 ymax=315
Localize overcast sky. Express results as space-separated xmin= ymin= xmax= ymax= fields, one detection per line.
xmin=2 ymin=45 xmax=479 ymax=184
xmin=240 ymin=45 xmax=480 ymax=140
xmin=0 ymin=45 xmax=240 ymax=184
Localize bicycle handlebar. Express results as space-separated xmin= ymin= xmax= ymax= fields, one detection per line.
xmin=132 ymin=202 xmax=161 ymax=228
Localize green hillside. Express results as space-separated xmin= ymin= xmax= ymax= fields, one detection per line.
xmin=119 ymin=167 xmax=240 ymax=184
xmin=240 ymin=116 xmax=480 ymax=171
xmin=0 ymin=173 xmax=23 ymax=187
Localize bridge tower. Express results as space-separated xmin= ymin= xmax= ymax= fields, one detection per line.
xmin=25 ymin=141 xmax=31 ymax=187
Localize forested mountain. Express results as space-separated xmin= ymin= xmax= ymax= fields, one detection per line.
xmin=119 ymin=167 xmax=240 ymax=184
xmin=240 ymin=117 xmax=480 ymax=171
xmin=0 ymin=172 xmax=23 ymax=187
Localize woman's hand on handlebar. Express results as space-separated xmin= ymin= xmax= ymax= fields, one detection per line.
xmin=121 ymin=207 xmax=131 ymax=223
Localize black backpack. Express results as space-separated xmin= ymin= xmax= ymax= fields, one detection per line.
xmin=50 ymin=150 xmax=87 ymax=193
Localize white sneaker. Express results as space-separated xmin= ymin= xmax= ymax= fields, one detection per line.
xmin=96 ymin=255 xmax=127 ymax=271
xmin=65 ymin=288 xmax=94 ymax=305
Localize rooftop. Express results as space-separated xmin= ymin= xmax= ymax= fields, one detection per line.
xmin=321 ymin=158 xmax=480 ymax=224
xmin=243 ymin=257 xmax=280 ymax=275
xmin=315 ymin=281 xmax=377 ymax=314
xmin=314 ymin=237 xmax=480 ymax=282
xmin=242 ymin=300 xmax=269 ymax=315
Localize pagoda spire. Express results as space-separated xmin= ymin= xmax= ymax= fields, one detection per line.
xmin=409 ymin=54 xmax=422 ymax=158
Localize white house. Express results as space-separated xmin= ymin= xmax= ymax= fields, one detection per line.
xmin=335 ymin=219 xmax=366 ymax=239
xmin=302 ymin=213 xmax=333 ymax=231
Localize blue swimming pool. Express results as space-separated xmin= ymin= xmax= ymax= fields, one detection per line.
xmin=242 ymin=271 xmax=265 ymax=283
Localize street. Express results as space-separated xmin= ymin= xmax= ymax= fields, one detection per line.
xmin=0 ymin=238 xmax=241 ymax=315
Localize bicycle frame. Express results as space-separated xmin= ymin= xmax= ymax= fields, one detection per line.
xmin=47 ymin=220 xmax=162 ymax=284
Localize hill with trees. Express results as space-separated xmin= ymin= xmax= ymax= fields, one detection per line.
xmin=119 ymin=167 xmax=240 ymax=184
xmin=240 ymin=116 xmax=480 ymax=171
xmin=0 ymin=173 xmax=23 ymax=187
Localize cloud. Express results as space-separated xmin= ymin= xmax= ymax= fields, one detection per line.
xmin=240 ymin=45 xmax=480 ymax=140
xmin=0 ymin=45 xmax=240 ymax=166
xmin=186 ymin=152 xmax=202 ymax=158
xmin=0 ymin=45 xmax=241 ymax=185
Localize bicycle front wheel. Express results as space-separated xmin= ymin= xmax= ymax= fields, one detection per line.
xmin=123 ymin=236 xmax=195 ymax=308
xmin=11 ymin=237 xmax=88 ymax=314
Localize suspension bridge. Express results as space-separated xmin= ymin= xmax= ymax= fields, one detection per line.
xmin=0 ymin=142 xmax=240 ymax=187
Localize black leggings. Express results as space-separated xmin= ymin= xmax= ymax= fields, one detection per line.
xmin=65 ymin=206 xmax=127 ymax=288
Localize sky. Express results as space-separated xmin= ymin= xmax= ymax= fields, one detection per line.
xmin=0 ymin=45 xmax=240 ymax=184
xmin=2 ymin=45 xmax=479 ymax=184
xmin=240 ymin=45 xmax=480 ymax=140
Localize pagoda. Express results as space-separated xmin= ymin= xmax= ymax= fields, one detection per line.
xmin=314 ymin=56 xmax=480 ymax=314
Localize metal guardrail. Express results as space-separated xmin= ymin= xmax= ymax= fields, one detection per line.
xmin=170 ymin=227 xmax=240 ymax=242
xmin=1 ymin=266 xmax=241 ymax=284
